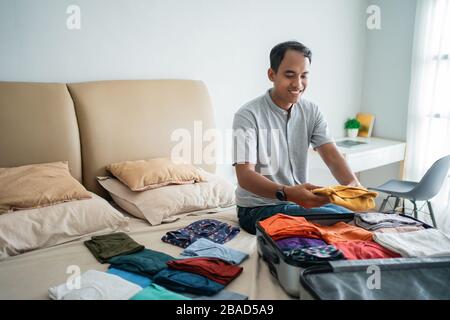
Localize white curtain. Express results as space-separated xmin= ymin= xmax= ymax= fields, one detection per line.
xmin=405 ymin=0 xmax=450 ymax=231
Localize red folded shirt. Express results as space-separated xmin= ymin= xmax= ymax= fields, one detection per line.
xmin=167 ymin=257 xmax=243 ymax=285
xmin=333 ymin=241 xmax=401 ymax=260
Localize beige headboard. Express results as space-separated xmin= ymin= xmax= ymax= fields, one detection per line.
xmin=0 ymin=82 xmax=83 ymax=182
xmin=68 ymin=80 xmax=216 ymax=198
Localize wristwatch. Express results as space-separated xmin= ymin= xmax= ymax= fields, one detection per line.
xmin=275 ymin=186 xmax=287 ymax=201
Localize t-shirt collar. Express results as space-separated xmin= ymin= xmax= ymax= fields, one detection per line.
xmin=265 ymin=89 xmax=297 ymax=116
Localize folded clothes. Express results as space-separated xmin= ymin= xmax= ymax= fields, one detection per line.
xmin=375 ymin=226 xmax=425 ymax=233
xmin=180 ymin=238 xmax=248 ymax=264
xmin=130 ymin=283 xmax=191 ymax=300
xmin=355 ymin=212 xmax=423 ymax=231
xmin=108 ymin=248 xmax=175 ymax=276
xmin=48 ymin=270 xmax=141 ymax=300
xmin=357 ymin=212 xmax=421 ymax=225
xmin=316 ymin=222 xmax=373 ymax=243
xmin=161 ymin=219 xmax=240 ymax=248
xmin=107 ymin=267 xmax=151 ymax=288
xmin=167 ymin=257 xmax=243 ymax=285
xmin=276 ymin=237 xmax=327 ymax=251
xmin=184 ymin=290 xmax=248 ymax=300
xmin=84 ymin=232 xmax=145 ymax=263
xmin=259 ymin=214 xmax=373 ymax=243
xmin=284 ymin=245 xmax=345 ymax=262
xmin=312 ymin=185 xmax=377 ymax=211
xmin=258 ymin=214 xmax=322 ymax=241
xmin=374 ymin=228 xmax=450 ymax=257
xmin=153 ymin=268 xmax=224 ymax=296
xmin=333 ymin=241 xmax=401 ymax=260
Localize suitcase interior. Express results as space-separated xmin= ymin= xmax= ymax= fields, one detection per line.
xmin=256 ymin=212 xmax=436 ymax=299
xmin=300 ymin=256 xmax=450 ymax=299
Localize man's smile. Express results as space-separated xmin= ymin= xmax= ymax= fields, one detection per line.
xmin=288 ymin=89 xmax=302 ymax=95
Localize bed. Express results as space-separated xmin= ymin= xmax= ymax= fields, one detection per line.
xmin=0 ymin=80 xmax=298 ymax=300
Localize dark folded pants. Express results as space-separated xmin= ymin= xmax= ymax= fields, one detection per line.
xmin=153 ymin=268 xmax=224 ymax=296
xmin=84 ymin=232 xmax=145 ymax=263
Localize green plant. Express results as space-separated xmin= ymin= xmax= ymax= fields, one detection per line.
xmin=345 ymin=118 xmax=361 ymax=129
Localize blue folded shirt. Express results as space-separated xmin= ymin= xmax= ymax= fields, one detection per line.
xmin=153 ymin=268 xmax=224 ymax=296
xmin=180 ymin=238 xmax=248 ymax=264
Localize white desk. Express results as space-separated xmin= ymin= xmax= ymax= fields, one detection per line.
xmin=308 ymin=137 xmax=406 ymax=185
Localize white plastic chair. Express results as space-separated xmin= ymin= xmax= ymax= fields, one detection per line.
xmin=369 ymin=155 xmax=450 ymax=227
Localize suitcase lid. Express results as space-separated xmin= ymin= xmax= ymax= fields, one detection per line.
xmin=300 ymin=256 xmax=450 ymax=300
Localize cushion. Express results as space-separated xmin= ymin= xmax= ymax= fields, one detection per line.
xmin=0 ymin=161 xmax=91 ymax=214
xmin=0 ymin=193 xmax=129 ymax=260
xmin=97 ymin=170 xmax=236 ymax=225
xmin=105 ymin=158 xmax=206 ymax=192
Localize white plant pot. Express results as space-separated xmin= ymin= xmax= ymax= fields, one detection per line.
xmin=347 ymin=128 xmax=359 ymax=138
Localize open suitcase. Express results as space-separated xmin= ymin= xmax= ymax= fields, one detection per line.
xmin=255 ymin=212 xmax=447 ymax=299
xmin=300 ymin=256 xmax=450 ymax=299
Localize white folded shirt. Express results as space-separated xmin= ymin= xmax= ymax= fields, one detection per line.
xmin=374 ymin=228 xmax=450 ymax=257
xmin=48 ymin=269 xmax=142 ymax=300
xmin=358 ymin=212 xmax=421 ymax=225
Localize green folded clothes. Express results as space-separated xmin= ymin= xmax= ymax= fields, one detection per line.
xmin=84 ymin=232 xmax=145 ymax=263
xmin=108 ymin=248 xmax=175 ymax=276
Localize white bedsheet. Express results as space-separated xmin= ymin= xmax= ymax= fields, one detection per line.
xmin=0 ymin=207 xmax=297 ymax=300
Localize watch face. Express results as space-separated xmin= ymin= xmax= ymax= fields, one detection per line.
xmin=276 ymin=190 xmax=285 ymax=201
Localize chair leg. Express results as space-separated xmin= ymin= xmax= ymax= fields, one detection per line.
xmin=394 ymin=197 xmax=400 ymax=212
xmin=412 ymin=200 xmax=418 ymax=220
xmin=427 ymin=201 xmax=437 ymax=228
xmin=379 ymin=196 xmax=390 ymax=212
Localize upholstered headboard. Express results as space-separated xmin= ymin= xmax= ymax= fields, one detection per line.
xmin=0 ymin=82 xmax=83 ymax=182
xmin=68 ymin=80 xmax=216 ymax=198
xmin=0 ymin=80 xmax=216 ymax=198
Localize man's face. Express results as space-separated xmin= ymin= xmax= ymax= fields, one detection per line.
xmin=268 ymin=50 xmax=310 ymax=109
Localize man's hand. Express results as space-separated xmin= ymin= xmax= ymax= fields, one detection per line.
xmin=317 ymin=143 xmax=361 ymax=187
xmin=284 ymin=183 xmax=330 ymax=208
xmin=347 ymin=179 xmax=363 ymax=187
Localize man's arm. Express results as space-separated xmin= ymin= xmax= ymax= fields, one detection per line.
xmin=316 ymin=143 xmax=361 ymax=186
xmin=234 ymin=163 xmax=329 ymax=208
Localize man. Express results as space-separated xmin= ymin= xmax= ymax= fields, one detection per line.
xmin=232 ymin=41 xmax=360 ymax=234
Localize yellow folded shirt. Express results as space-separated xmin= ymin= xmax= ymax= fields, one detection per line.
xmin=312 ymin=185 xmax=378 ymax=212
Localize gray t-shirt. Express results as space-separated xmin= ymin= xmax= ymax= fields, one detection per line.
xmin=232 ymin=90 xmax=333 ymax=207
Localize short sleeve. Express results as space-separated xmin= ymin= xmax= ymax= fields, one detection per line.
xmin=232 ymin=112 xmax=258 ymax=165
xmin=310 ymin=108 xmax=333 ymax=150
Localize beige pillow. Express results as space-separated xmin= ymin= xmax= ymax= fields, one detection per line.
xmin=0 ymin=161 xmax=91 ymax=214
xmin=97 ymin=170 xmax=236 ymax=225
xmin=0 ymin=193 xmax=129 ymax=260
xmin=106 ymin=158 xmax=206 ymax=192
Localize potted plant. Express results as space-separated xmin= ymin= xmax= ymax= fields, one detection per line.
xmin=345 ymin=118 xmax=361 ymax=138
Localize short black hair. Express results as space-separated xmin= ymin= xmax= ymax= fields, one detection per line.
xmin=270 ymin=41 xmax=312 ymax=73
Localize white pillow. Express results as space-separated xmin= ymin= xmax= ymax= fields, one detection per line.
xmin=0 ymin=192 xmax=129 ymax=260
xmin=98 ymin=170 xmax=236 ymax=225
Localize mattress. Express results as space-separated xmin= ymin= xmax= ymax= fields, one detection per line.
xmin=0 ymin=207 xmax=295 ymax=300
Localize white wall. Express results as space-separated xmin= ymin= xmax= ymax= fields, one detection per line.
xmin=359 ymin=0 xmax=417 ymax=196
xmin=361 ymin=0 xmax=417 ymax=141
xmin=0 ymin=0 xmax=367 ymax=181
